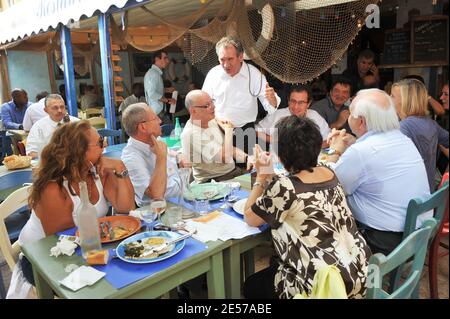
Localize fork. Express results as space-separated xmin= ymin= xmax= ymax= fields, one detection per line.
xmin=141 ymin=231 xmax=194 ymax=257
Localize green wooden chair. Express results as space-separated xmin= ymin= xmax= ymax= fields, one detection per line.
xmin=391 ymin=181 xmax=450 ymax=295
xmin=367 ymin=219 xmax=436 ymax=299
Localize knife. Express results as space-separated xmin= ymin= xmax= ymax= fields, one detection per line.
xmin=141 ymin=232 xmax=193 ymax=257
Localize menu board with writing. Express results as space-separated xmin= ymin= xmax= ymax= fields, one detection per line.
xmin=412 ymin=15 xmax=448 ymax=64
xmin=381 ymin=29 xmax=410 ymax=66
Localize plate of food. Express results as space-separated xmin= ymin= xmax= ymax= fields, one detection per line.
xmin=184 ymin=183 xmax=228 ymax=201
xmin=232 ymin=198 xmax=247 ymax=216
xmin=115 ymin=231 xmax=185 ymax=264
xmin=76 ymin=215 xmax=141 ymax=243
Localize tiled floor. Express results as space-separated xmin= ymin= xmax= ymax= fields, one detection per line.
xmin=1 ymin=239 xmax=448 ymax=299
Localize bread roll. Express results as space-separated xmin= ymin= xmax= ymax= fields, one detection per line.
xmin=86 ymin=249 xmax=109 ymax=265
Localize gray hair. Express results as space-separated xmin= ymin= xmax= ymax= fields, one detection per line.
xmin=122 ymin=102 xmax=149 ymax=136
xmin=185 ymin=90 xmax=205 ymax=109
xmin=44 ymin=94 xmax=65 ymax=107
xmin=350 ymin=89 xmax=400 ymax=133
xmin=215 ymin=36 xmax=244 ymax=57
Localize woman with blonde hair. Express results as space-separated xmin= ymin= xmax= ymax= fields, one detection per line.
xmin=391 ymin=79 xmax=448 ymax=191
xmin=16 ymin=120 xmax=135 ymax=287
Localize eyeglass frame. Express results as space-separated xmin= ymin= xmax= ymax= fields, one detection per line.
xmin=191 ymin=99 xmax=215 ymax=109
xmin=288 ymin=99 xmax=309 ymax=107
xmin=89 ymin=135 xmax=105 ymax=148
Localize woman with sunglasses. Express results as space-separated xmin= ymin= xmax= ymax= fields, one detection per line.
xmin=16 ymin=120 xmax=135 ymax=289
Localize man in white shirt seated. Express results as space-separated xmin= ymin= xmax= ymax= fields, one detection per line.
xmin=326 ymin=88 xmax=430 ymax=256
xmin=121 ymin=102 xmax=182 ymax=206
xmin=181 ymin=90 xmax=250 ymax=183
xmin=256 ymin=84 xmax=330 ymax=147
xmin=26 ymin=94 xmax=79 ymax=159
xmin=202 ymin=36 xmax=281 ymax=155
xmin=118 ymin=83 xmax=146 ymax=114
xmin=23 ymin=91 xmax=49 ymax=131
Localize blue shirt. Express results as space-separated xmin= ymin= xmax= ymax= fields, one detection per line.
xmin=1 ymin=100 xmax=31 ymax=129
xmin=400 ymin=116 xmax=449 ymax=191
xmin=330 ymin=130 xmax=430 ymax=232
xmin=121 ymin=137 xmax=181 ymax=207
xmin=143 ymin=64 xmax=164 ymax=115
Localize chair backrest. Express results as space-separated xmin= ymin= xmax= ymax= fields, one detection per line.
xmin=103 ymin=150 xmax=123 ymax=159
xmin=16 ymin=141 xmax=26 ymax=156
xmin=403 ymin=180 xmax=450 ymax=240
xmin=161 ymin=124 xmax=174 ymax=137
xmin=88 ymin=116 xmax=106 ymax=129
xmin=84 ymin=108 xmax=104 ymax=118
xmin=367 ymin=219 xmax=436 ymax=299
xmin=0 ymin=186 xmax=30 ymax=270
xmin=97 ymin=128 xmax=124 ymax=144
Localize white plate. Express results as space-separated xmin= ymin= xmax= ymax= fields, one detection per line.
xmin=232 ymin=198 xmax=247 ymax=215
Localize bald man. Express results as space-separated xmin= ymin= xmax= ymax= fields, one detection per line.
xmin=1 ymin=88 xmax=31 ymax=129
xmin=326 ymin=89 xmax=430 ymax=256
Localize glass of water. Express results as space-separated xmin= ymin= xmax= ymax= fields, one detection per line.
xmin=194 ymin=199 xmax=210 ymax=216
xmin=141 ymin=210 xmax=156 ymax=231
xmin=162 ymin=206 xmax=183 ymax=228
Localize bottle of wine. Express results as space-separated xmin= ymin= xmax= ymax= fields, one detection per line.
xmin=75 ymin=181 xmax=101 ymax=259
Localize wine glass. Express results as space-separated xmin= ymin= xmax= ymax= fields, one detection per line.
xmin=141 ymin=210 xmax=156 ymax=231
xmin=151 ymin=199 xmax=167 ymax=226
xmin=219 ymin=183 xmax=231 ymax=210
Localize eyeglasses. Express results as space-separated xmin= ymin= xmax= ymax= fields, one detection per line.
xmin=89 ymin=135 xmax=104 ymax=148
xmin=192 ymin=99 xmax=215 ymax=109
xmin=288 ymin=99 xmax=309 ymax=106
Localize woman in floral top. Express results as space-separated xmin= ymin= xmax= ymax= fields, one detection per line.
xmin=243 ymin=116 xmax=371 ymax=299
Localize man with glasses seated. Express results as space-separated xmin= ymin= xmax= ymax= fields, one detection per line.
xmin=256 ymin=85 xmax=330 ymax=147
xmin=181 ymin=90 xmax=250 ymax=183
xmin=121 ymin=103 xmax=183 ymax=206
xmin=26 ymin=94 xmax=79 ymax=159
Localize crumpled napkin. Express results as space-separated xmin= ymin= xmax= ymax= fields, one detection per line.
xmin=50 ymin=238 xmax=77 ymax=257
xmin=59 ymin=266 xmax=105 ymax=291
xmin=129 ymin=210 xmax=143 ymax=220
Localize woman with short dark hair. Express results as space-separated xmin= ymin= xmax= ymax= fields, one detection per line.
xmin=243 ymin=116 xmax=371 ymax=299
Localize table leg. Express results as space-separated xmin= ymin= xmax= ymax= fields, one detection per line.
xmin=223 ymin=244 xmax=241 ymax=299
xmin=243 ymin=250 xmax=255 ymax=279
xmin=33 ymin=268 xmax=54 ymax=299
xmin=207 ymin=252 xmax=225 ymax=299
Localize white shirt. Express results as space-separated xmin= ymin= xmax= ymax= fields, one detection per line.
xmin=26 ymin=115 xmax=80 ymax=156
xmin=144 ymin=64 xmax=164 ymax=115
xmin=119 ymin=94 xmax=147 ymax=113
xmin=202 ymin=62 xmax=281 ymax=127
xmin=328 ymin=130 xmax=431 ymax=232
xmin=181 ymin=119 xmax=235 ymax=183
xmin=256 ymin=108 xmax=330 ymax=141
xmin=121 ymin=137 xmax=181 ymax=206
xmin=22 ymin=98 xmax=47 ymax=131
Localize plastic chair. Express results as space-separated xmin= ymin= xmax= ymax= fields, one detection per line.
xmin=0 ymin=186 xmax=30 ymax=271
xmin=88 ymin=116 xmax=106 ymax=129
xmin=367 ymin=219 xmax=436 ymax=299
xmin=97 ymin=128 xmax=124 ymax=144
xmin=428 ymin=172 xmax=449 ymax=298
xmin=161 ymin=124 xmax=174 ymax=137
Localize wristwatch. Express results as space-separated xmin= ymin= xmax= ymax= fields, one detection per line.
xmin=114 ymin=168 xmax=129 ymax=178
xmin=326 ymin=148 xmax=342 ymax=156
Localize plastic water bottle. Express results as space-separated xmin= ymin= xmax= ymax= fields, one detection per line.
xmin=174 ymin=117 xmax=182 ymax=140
xmin=75 ymin=181 xmax=101 ymax=259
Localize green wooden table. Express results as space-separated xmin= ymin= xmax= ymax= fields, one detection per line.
xmin=21 ymin=235 xmax=229 ymax=299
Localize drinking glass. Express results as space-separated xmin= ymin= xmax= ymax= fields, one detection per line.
xmin=219 ymin=183 xmax=231 ymax=210
xmin=141 ymin=210 xmax=156 ymax=231
xmin=194 ymin=199 xmax=210 ymax=216
xmin=162 ymin=206 xmax=183 ymax=228
xmin=151 ymin=199 xmax=167 ymax=225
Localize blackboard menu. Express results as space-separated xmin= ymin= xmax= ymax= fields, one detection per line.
xmin=412 ymin=16 xmax=448 ymax=64
xmin=381 ymin=29 xmax=410 ymax=65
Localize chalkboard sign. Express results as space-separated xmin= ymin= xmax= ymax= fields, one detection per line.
xmin=381 ymin=29 xmax=411 ymax=66
xmin=412 ymin=15 xmax=448 ymax=64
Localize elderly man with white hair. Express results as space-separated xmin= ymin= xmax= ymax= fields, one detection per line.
xmin=326 ymin=88 xmax=430 ymax=256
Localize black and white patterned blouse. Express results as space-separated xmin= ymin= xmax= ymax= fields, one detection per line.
xmin=252 ymin=168 xmax=371 ymax=299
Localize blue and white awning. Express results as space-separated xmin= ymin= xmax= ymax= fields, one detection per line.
xmin=0 ymin=0 xmax=146 ymax=44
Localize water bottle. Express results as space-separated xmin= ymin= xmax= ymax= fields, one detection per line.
xmin=174 ymin=117 xmax=182 ymax=140
xmin=75 ymin=181 xmax=101 ymax=259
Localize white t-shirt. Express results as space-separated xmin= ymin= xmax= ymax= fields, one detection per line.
xmin=256 ymin=108 xmax=330 ymax=141
xmin=181 ymin=119 xmax=235 ymax=183
xmin=202 ymin=62 xmax=281 ymax=128
xmin=22 ymin=98 xmax=47 ymax=131
xmin=26 ymin=115 xmax=80 ymax=156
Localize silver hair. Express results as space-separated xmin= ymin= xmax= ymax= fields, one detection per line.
xmin=185 ymin=90 xmax=204 ymax=109
xmin=44 ymin=94 xmax=65 ymax=107
xmin=215 ymin=36 xmax=244 ymax=57
xmin=350 ymin=89 xmax=400 ymax=132
xmin=122 ymin=102 xmax=149 ymax=136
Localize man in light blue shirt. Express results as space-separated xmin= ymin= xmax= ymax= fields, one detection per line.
xmin=143 ymin=50 xmax=176 ymax=118
xmin=121 ymin=102 xmax=181 ymax=207
xmin=1 ymin=88 xmax=31 ymax=129
xmin=327 ymin=89 xmax=430 ymax=255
